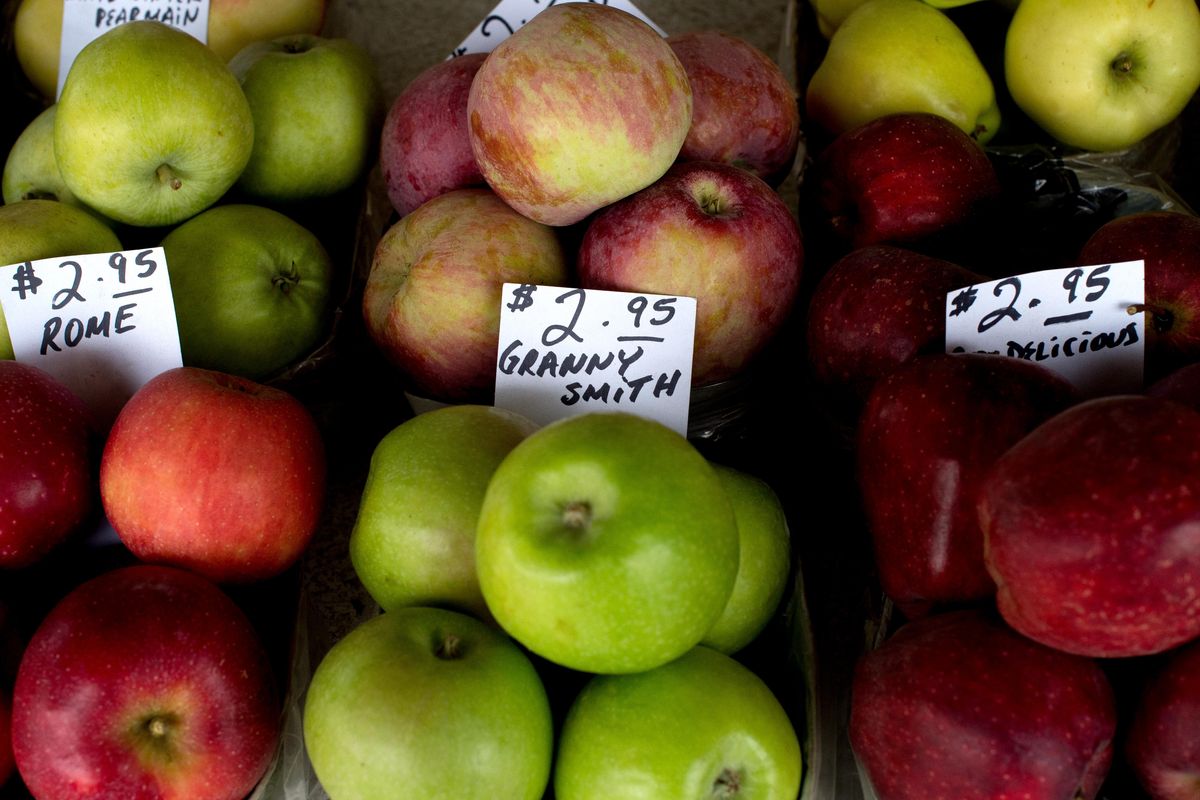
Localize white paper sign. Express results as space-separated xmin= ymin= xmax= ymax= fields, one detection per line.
xmin=495 ymin=283 xmax=695 ymax=435
xmin=450 ymin=0 xmax=665 ymax=58
xmin=0 ymin=247 xmax=183 ymax=426
xmin=945 ymin=260 xmax=1144 ymax=397
xmin=58 ymin=0 xmax=211 ymax=98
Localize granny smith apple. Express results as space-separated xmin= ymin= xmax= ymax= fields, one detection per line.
xmin=476 ymin=412 xmax=740 ymax=675
xmin=303 ymin=606 xmax=553 ymax=800
xmin=159 ymin=204 xmax=333 ymax=379
xmin=350 ymin=405 xmax=537 ymax=620
xmin=54 ymin=21 xmax=254 ymax=227
xmin=1005 ymin=0 xmax=1200 ymax=152
xmin=3 ymin=106 xmax=89 ymax=212
xmin=555 ymin=645 xmax=803 ymax=799
xmin=229 ymin=34 xmax=381 ymax=201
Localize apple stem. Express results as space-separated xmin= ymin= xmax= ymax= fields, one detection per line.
xmin=1111 ymin=52 xmax=1134 ymax=77
xmin=1127 ymin=303 xmax=1175 ymax=333
xmin=156 ymin=164 xmax=183 ymax=191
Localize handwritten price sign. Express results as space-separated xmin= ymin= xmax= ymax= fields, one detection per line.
xmin=449 ymin=0 xmax=663 ymax=58
xmin=494 ymin=283 xmax=696 ymax=434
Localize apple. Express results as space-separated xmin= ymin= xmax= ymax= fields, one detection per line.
xmin=303 ymin=605 xmax=553 ymax=800
xmin=1006 ymin=0 xmax=1200 ymax=153
xmin=362 ymin=188 xmax=568 ymax=403
xmin=805 ymin=0 xmax=1001 ymax=144
xmin=54 ymin=21 xmax=254 ymax=227
xmin=666 ymin=31 xmax=800 ymax=185
xmin=467 ymin=3 xmax=692 ymax=226
xmin=1147 ymin=361 xmax=1200 ymax=411
xmin=349 ymin=404 xmax=537 ymax=620
xmin=555 ymin=645 xmax=802 ymax=799
xmin=2 ymin=105 xmax=96 ymax=215
xmin=857 ymin=353 xmax=1079 ymax=619
xmin=11 ymin=565 xmax=279 ymax=800
xmin=809 ymin=0 xmax=872 ymax=38
xmin=380 ymin=53 xmax=487 ymax=217
xmin=100 ymin=366 xmax=326 ymax=583
xmin=159 ymin=203 xmax=334 ymax=380
xmin=980 ymin=395 xmax=1200 ymax=657
xmin=476 ymin=412 xmax=739 ymax=674
xmin=1126 ymin=639 xmax=1200 ymax=799
xmin=578 ymin=160 xmax=802 ymax=387
xmin=0 ymin=688 xmax=11 ymax=787
xmin=229 ymin=34 xmax=381 ymax=201
xmin=809 ymin=112 xmax=1001 ymax=249
xmin=850 ymin=609 xmax=1116 ymax=800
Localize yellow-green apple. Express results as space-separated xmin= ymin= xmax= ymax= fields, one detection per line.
xmin=701 ymin=464 xmax=791 ymax=655
xmin=666 ymin=31 xmax=800 ymax=185
xmin=806 ymin=0 xmax=1000 ymax=143
xmin=577 ymin=161 xmax=802 ymax=387
xmin=857 ymin=354 xmax=1078 ymax=619
xmin=54 ymin=21 xmax=254 ymax=227
xmin=1126 ymin=639 xmax=1200 ymax=799
xmin=380 ymin=53 xmax=487 ymax=217
xmin=160 ymin=203 xmax=334 ymax=379
xmin=229 ymin=34 xmax=381 ymax=201
xmin=11 ymin=564 xmax=280 ymax=800
xmin=554 ymin=645 xmax=802 ymax=799
xmin=980 ymin=395 xmax=1200 ymax=657
xmin=809 ymin=0 xmax=872 ymax=37
xmin=467 ymin=3 xmax=692 ymax=226
xmin=303 ymin=606 xmax=553 ymax=800
xmin=362 ymin=188 xmax=568 ymax=403
xmin=349 ymin=405 xmax=537 ymax=620
xmin=100 ymin=366 xmax=326 ymax=583
xmin=0 ymin=361 xmax=94 ymax=569
xmin=850 ymin=609 xmax=1116 ymax=800
xmin=2 ymin=105 xmax=97 ymax=215
xmin=1005 ymin=0 xmax=1200 ymax=153
xmin=0 ymin=688 xmax=10 ymax=787
xmin=0 ymin=198 xmax=123 ymax=360
xmin=476 ymin=412 xmax=739 ymax=674
xmin=810 ymin=113 xmax=1000 ymax=249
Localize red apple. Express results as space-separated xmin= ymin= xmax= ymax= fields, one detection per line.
xmin=380 ymin=53 xmax=487 ymax=217
xmin=666 ymin=30 xmax=800 ymax=185
xmin=980 ymin=395 xmax=1200 ymax=657
xmin=0 ymin=687 xmax=12 ymax=787
xmin=578 ymin=160 xmax=802 ymax=386
xmin=0 ymin=360 xmax=93 ymax=569
xmin=850 ymin=609 xmax=1116 ymax=800
xmin=810 ymin=112 xmax=1000 ymax=248
xmin=1126 ymin=639 xmax=1200 ymax=799
xmin=857 ymin=354 xmax=1078 ymax=618
xmin=1147 ymin=361 xmax=1200 ymax=411
xmin=11 ymin=565 xmax=279 ymax=800
xmin=100 ymin=366 xmax=326 ymax=583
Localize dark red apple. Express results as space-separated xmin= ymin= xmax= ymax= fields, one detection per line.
xmin=1147 ymin=361 xmax=1200 ymax=411
xmin=857 ymin=353 xmax=1078 ymax=618
xmin=0 ymin=360 xmax=93 ymax=569
xmin=850 ymin=609 xmax=1116 ymax=800
xmin=1126 ymin=639 xmax=1200 ymax=799
xmin=980 ymin=395 xmax=1200 ymax=657
xmin=0 ymin=687 xmax=12 ymax=787
xmin=11 ymin=565 xmax=279 ymax=800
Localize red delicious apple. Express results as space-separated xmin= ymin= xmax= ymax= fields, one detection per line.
xmin=850 ymin=609 xmax=1116 ymax=800
xmin=810 ymin=112 xmax=1000 ymax=249
xmin=1126 ymin=639 xmax=1200 ymax=799
xmin=1147 ymin=361 xmax=1200 ymax=411
xmin=857 ymin=353 xmax=1078 ymax=618
xmin=100 ymin=366 xmax=326 ymax=583
xmin=11 ymin=565 xmax=279 ymax=800
xmin=578 ymin=160 xmax=802 ymax=386
xmin=666 ymin=30 xmax=800 ymax=185
xmin=0 ymin=360 xmax=93 ymax=569
xmin=980 ymin=395 xmax=1200 ymax=657
xmin=0 ymin=687 xmax=11 ymax=787
xmin=380 ymin=53 xmax=487 ymax=217
xmin=1077 ymin=210 xmax=1200 ymax=382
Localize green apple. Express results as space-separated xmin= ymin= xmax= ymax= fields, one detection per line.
xmin=3 ymin=106 xmax=86 ymax=212
xmin=805 ymin=0 xmax=1001 ymax=143
xmin=54 ymin=21 xmax=254 ymax=227
xmin=701 ymin=464 xmax=792 ymax=655
xmin=158 ymin=204 xmax=332 ymax=379
xmin=350 ymin=405 xmax=537 ymax=620
xmin=476 ymin=412 xmax=740 ymax=675
xmin=0 ymin=199 xmax=123 ymax=360
xmin=1005 ymin=0 xmax=1200 ymax=152
xmin=229 ymin=34 xmax=381 ymax=201
xmin=303 ymin=606 xmax=553 ymax=800
xmin=554 ymin=645 xmax=803 ymax=799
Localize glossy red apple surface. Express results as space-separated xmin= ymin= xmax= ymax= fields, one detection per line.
xmin=1126 ymin=639 xmax=1200 ymax=799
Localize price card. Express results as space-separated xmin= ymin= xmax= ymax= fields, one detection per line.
xmin=945 ymin=260 xmax=1144 ymax=397
xmin=58 ymin=0 xmax=210 ymax=97
xmin=495 ymin=283 xmax=696 ymax=435
xmin=449 ymin=0 xmax=664 ymax=58
xmin=0 ymin=247 xmax=183 ymax=427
